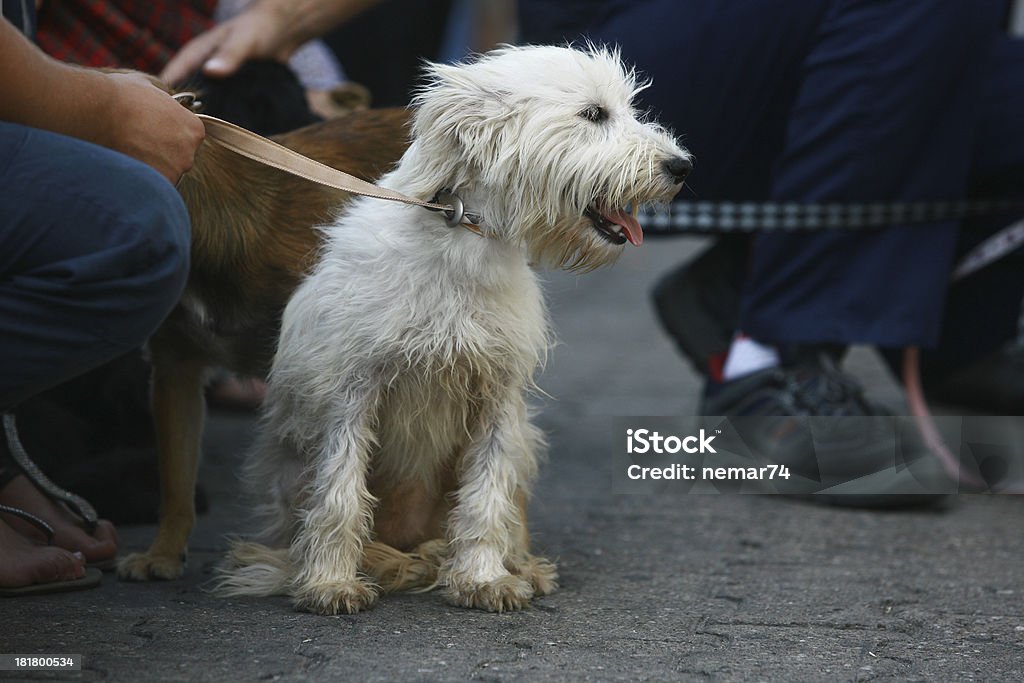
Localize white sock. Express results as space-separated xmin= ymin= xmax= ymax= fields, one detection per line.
xmin=722 ymin=334 xmax=780 ymax=381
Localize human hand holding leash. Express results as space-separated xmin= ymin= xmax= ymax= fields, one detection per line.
xmin=94 ymin=72 xmax=206 ymax=184
xmin=0 ymin=19 xmax=204 ymax=185
xmin=96 ymin=72 xmax=205 ymax=184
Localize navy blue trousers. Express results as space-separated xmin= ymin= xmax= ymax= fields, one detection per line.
xmin=0 ymin=122 xmax=190 ymax=408
xmin=521 ymin=0 xmax=1024 ymax=367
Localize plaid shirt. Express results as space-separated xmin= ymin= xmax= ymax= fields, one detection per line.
xmin=36 ymin=0 xmax=217 ymax=75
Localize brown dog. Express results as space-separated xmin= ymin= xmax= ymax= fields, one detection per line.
xmin=117 ymin=109 xmax=411 ymax=581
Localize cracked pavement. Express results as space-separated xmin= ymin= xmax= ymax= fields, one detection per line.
xmin=3 ymin=239 xmax=1023 ymax=682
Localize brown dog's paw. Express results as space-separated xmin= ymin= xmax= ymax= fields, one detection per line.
xmin=446 ymin=574 xmax=535 ymax=613
xmin=117 ymin=551 xmax=186 ymax=581
xmin=512 ymin=555 xmax=559 ymax=596
xmin=293 ymin=579 xmax=379 ymax=615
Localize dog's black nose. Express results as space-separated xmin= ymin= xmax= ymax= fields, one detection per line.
xmin=663 ymin=156 xmax=693 ymax=183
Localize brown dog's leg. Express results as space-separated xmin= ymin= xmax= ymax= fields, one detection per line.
xmin=118 ymin=351 xmax=204 ymax=581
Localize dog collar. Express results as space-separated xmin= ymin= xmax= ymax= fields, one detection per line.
xmin=427 ymin=190 xmax=485 ymax=236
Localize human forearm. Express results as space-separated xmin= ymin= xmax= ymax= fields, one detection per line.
xmin=0 ymin=19 xmax=114 ymax=145
xmin=1 ymin=19 xmax=205 ymax=183
xmin=258 ymin=0 xmax=384 ymax=53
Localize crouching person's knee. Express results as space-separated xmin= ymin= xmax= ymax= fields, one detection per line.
xmin=97 ymin=163 xmax=191 ymax=349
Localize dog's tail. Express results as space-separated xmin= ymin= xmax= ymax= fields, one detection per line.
xmin=213 ymin=540 xmax=294 ymax=597
xmin=361 ymin=540 xmax=446 ymax=593
xmin=213 ymin=538 xmax=447 ymax=597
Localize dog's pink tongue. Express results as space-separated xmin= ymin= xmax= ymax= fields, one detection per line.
xmin=602 ymin=207 xmax=644 ymax=246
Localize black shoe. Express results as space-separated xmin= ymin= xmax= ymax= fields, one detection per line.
xmin=701 ymin=348 xmax=868 ymax=417
xmin=701 ymin=352 xmax=953 ymax=508
xmin=924 ymin=343 xmax=1024 ymax=415
xmin=651 ymin=238 xmax=744 ymax=376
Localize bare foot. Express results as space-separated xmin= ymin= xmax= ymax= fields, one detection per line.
xmin=0 ymin=517 xmax=86 ymax=589
xmin=0 ymin=475 xmax=118 ymax=564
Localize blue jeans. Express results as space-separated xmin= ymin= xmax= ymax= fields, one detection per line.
xmin=521 ymin=0 xmax=1024 ymax=368
xmin=0 ymin=122 xmax=190 ymax=408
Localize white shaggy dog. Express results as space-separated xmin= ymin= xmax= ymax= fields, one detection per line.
xmin=217 ymin=45 xmax=691 ymax=614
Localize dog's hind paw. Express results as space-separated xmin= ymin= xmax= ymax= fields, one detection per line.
xmin=446 ymin=574 xmax=534 ymax=613
xmin=117 ymin=551 xmax=186 ymax=581
xmin=293 ymin=579 xmax=379 ymax=615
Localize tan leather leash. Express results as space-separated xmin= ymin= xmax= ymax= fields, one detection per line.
xmin=173 ymin=93 xmax=484 ymax=235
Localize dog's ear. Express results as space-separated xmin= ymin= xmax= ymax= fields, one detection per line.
xmin=415 ymin=61 xmax=513 ymax=117
xmin=412 ymin=61 xmax=519 ymax=172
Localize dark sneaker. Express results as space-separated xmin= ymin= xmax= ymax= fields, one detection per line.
xmin=701 ymin=352 xmax=953 ymax=507
xmin=651 ymin=239 xmax=744 ymax=377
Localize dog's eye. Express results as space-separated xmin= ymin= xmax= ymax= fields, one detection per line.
xmin=579 ymin=105 xmax=608 ymax=123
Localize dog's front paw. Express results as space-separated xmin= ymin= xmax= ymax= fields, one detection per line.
xmin=293 ymin=579 xmax=379 ymax=615
xmin=446 ymin=574 xmax=535 ymax=613
xmin=117 ymin=551 xmax=186 ymax=581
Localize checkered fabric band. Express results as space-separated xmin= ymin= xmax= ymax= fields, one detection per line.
xmin=638 ymin=199 xmax=1024 ymax=234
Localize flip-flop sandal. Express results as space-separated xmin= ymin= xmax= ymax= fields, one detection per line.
xmin=1 ymin=413 xmax=117 ymax=571
xmin=88 ymin=557 xmax=118 ymax=572
xmin=0 ymin=504 xmax=102 ymax=597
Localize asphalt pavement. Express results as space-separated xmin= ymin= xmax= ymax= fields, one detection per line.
xmin=3 ymin=238 xmax=1022 ymax=682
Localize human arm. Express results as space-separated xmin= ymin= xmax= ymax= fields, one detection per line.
xmin=160 ymin=0 xmax=383 ymax=85
xmin=0 ymin=18 xmax=205 ymax=183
